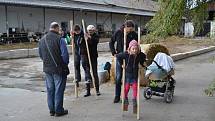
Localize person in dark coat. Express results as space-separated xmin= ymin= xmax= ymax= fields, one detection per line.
xmin=39 ymin=22 xmax=69 ymax=117
xmin=71 ymin=24 xmax=85 ymax=86
xmin=109 ymin=20 xmax=138 ymax=103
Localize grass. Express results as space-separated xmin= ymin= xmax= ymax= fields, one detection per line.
xmin=0 ymin=37 xmax=110 ymax=52
xmin=141 ymin=35 xmax=215 ymax=46
xmin=140 ymin=36 xmax=215 ymax=54
xmin=205 ymin=57 xmax=215 ymax=97
xmin=0 ymin=36 xmax=215 ymax=53
xmin=0 ymin=42 xmax=38 ymax=51
xmin=205 ymin=79 xmax=215 ymax=97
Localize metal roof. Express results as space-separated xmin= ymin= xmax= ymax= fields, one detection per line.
xmin=0 ymin=0 xmax=157 ymax=16
xmin=72 ymin=0 xmax=159 ymax=12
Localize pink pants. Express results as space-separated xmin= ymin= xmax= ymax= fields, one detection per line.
xmin=124 ymin=82 xmax=137 ymax=100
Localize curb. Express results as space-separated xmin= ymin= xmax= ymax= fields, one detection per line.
xmin=0 ymin=42 xmax=110 ymax=60
xmin=171 ymin=46 xmax=215 ymax=61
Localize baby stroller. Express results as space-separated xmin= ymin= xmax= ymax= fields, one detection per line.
xmin=143 ymin=52 xmax=176 ymax=103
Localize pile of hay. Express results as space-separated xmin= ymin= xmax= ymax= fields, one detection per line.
xmin=140 ymin=43 xmax=170 ymax=65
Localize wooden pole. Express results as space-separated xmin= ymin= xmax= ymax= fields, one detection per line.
xmin=70 ymin=20 xmax=78 ymax=98
xmin=81 ymin=19 xmax=97 ymax=98
xmin=137 ymin=27 xmax=141 ymax=120
xmin=121 ymin=28 xmax=127 ymax=112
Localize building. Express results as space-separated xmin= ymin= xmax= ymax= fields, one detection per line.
xmin=0 ymin=0 xmax=158 ymax=38
xmin=185 ymin=1 xmax=215 ymax=37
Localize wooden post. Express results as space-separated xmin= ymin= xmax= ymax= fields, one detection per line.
xmin=5 ymin=5 xmax=9 ymax=38
xmin=137 ymin=27 xmax=141 ymax=120
xmin=121 ymin=28 xmax=127 ymax=112
xmin=70 ymin=20 xmax=78 ymax=98
xmin=43 ymin=8 xmax=46 ymax=32
xmin=81 ymin=19 xmax=97 ymax=98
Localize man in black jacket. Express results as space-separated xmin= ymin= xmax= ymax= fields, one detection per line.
xmin=39 ymin=22 xmax=69 ymax=116
xmin=109 ymin=20 xmax=138 ymax=103
xmin=72 ymin=25 xmax=84 ymax=86
xmin=81 ymin=25 xmax=100 ymax=97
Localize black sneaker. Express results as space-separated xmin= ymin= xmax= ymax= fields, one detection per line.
xmin=55 ymin=110 xmax=68 ymax=117
xmin=76 ymin=82 xmax=79 ymax=87
xmin=96 ymin=91 xmax=101 ymax=96
xmin=113 ymin=96 xmax=120 ymax=103
xmin=84 ymin=93 xmax=91 ymax=97
xmin=50 ymin=111 xmax=55 ymax=116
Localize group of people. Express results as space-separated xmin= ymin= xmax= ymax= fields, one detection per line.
xmin=38 ymin=20 xmax=146 ymax=117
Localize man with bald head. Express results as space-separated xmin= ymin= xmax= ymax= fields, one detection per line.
xmin=39 ymin=22 xmax=69 ymax=117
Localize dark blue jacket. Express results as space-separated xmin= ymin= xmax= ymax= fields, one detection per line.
xmin=117 ymin=51 xmax=146 ymax=83
xmin=39 ymin=31 xmax=69 ymax=74
xmin=73 ymin=30 xmax=84 ymax=55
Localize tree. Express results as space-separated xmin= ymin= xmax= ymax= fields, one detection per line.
xmin=146 ymin=0 xmax=209 ymax=39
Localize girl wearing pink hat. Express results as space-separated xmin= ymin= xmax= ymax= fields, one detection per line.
xmin=116 ymin=40 xmax=146 ymax=113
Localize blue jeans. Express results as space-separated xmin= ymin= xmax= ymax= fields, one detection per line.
xmin=115 ymin=59 xmax=122 ymax=97
xmin=45 ymin=73 xmax=67 ymax=113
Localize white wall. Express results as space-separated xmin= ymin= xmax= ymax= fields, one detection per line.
xmin=73 ymin=10 xmax=96 ymax=29
xmin=7 ymin=6 xmax=43 ymax=32
xmin=0 ymin=5 xmax=6 ymax=33
xmin=0 ymin=5 xmax=154 ymax=34
xmin=210 ymin=21 xmax=215 ymax=38
xmin=185 ymin=22 xmax=194 ymax=37
xmin=97 ymin=12 xmax=112 ymax=31
xmin=141 ymin=16 xmax=152 ymax=28
xmin=112 ymin=13 xmax=125 ymax=30
xmin=45 ymin=8 xmax=73 ymax=32
xmin=129 ymin=15 xmax=141 ymax=26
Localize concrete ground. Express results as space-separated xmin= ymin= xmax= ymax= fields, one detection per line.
xmin=0 ymin=51 xmax=215 ymax=121
xmin=0 ymin=52 xmax=112 ymax=94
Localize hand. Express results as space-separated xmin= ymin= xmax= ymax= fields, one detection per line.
xmin=84 ymin=33 xmax=91 ymax=40
xmin=70 ymin=31 xmax=75 ymax=37
xmin=113 ymin=51 xmax=118 ymax=57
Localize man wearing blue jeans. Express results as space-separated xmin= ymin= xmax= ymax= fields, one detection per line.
xmin=115 ymin=59 xmax=123 ymax=100
xmin=39 ymin=22 xmax=69 ymax=117
xmin=109 ymin=20 xmax=138 ymax=103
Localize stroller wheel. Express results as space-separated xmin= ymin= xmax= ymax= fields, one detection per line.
xmin=144 ymin=87 xmax=152 ymax=99
xmin=172 ymin=87 xmax=175 ymax=96
xmin=164 ymin=90 xmax=173 ymax=103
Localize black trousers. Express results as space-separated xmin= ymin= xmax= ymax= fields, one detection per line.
xmin=81 ymin=55 xmax=99 ymax=92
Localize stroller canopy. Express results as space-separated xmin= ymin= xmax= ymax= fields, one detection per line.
xmin=146 ymin=52 xmax=175 ymax=78
xmin=152 ymin=52 xmax=175 ymax=72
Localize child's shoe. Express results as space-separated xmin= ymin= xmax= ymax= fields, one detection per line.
xmin=123 ymin=98 xmax=129 ymax=111
xmin=133 ymin=99 xmax=137 ymax=114
xmin=133 ymin=105 xmax=137 ymax=114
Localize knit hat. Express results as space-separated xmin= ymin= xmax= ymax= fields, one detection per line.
xmin=128 ymin=40 xmax=138 ymax=49
xmin=128 ymin=40 xmax=140 ymax=53
xmin=87 ymin=25 xmax=96 ymax=31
